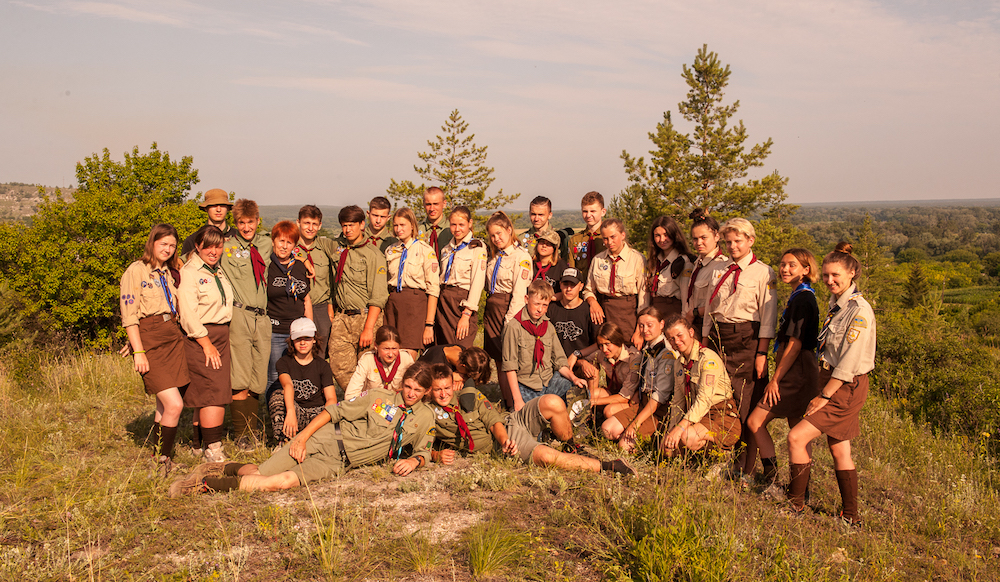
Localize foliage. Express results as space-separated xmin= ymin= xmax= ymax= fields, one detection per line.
xmin=853 ymin=214 xmax=895 ymax=307
xmin=0 ymin=144 xmax=203 ymax=346
xmin=386 ymin=109 xmax=519 ymax=231
xmin=902 ymin=262 xmax=930 ymax=308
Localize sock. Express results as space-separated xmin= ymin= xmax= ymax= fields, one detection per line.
xmin=231 ymin=394 xmax=261 ymax=439
xmin=159 ymin=425 xmax=179 ymax=459
xmin=150 ymin=422 xmax=161 ymax=451
xmin=191 ymin=423 xmax=202 ymax=449
xmin=600 ymin=459 xmax=635 ymax=475
xmin=761 ymin=456 xmax=778 ymax=485
xmin=203 ymin=475 xmax=241 ymax=492
xmin=223 ymin=463 xmax=250 ymax=477
xmin=787 ymin=462 xmax=812 ymax=510
xmin=201 ymin=425 xmax=225 ymax=448
xmin=835 ymin=469 xmax=859 ymax=522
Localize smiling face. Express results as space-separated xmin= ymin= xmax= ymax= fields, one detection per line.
xmin=637 ymin=313 xmax=665 ymax=343
xmin=237 ymin=216 xmax=260 ymax=240
xmin=401 ymin=378 xmax=428 ymax=406
xmin=690 ymin=224 xmax=720 ymax=257
xmin=152 ymin=236 xmax=177 ymax=267
xmin=450 ymin=213 xmax=472 ymax=241
xmin=779 ymin=253 xmax=808 ymax=286
xmin=723 ymin=231 xmax=754 ymax=261
xmin=273 ymin=235 xmax=296 ymax=260
xmin=529 ymin=204 xmax=552 ymax=230
xmin=430 ymin=377 xmax=454 ymax=407
xmin=196 ymin=242 xmax=224 ymax=267
xmin=297 ymin=217 xmax=321 ymax=243
xmin=601 ymin=224 xmax=626 ymax=255
xmin=393 ymin=215 xmax=414 ymax=242
xmin=376 ymin=338 xmax=400 ymax=366
xmin=424 ymin=191 xmax=445 ymax=222
xmin=822 ymin=262 xmax=856 ymax=298
xmin=581 ymin=203 xmax=606 ymax=230
xmin=665 ymin=321 xmax=696 ymax=356
xmin=653 ymin=226 xmax=674 ymax=253
xmin=340 ymin=221 xmax=364 ymax=245
xmin=369 ymin=207 xmax=390 ymax=232
xmin=488 ymin=224 xmax=512 ymax=250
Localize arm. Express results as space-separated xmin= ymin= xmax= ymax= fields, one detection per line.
xmin=360 ymin=305 xmax=381 ymax=348
xmin=423 ymin=295 xmax=439 ymax=346
xmin=322 ymin=384 xmax=337 ymax=407
xmin=362 ymin=252 xmax=389 ymax=348
xmin=505 ymin=257 xmax=531 ymax=324
xmin=490 ymin=421 xmax=519 ymax=458
xmin=288 ymin=409 xmax=332 ymax=463
xmin=176 ymin=266 xmax=209 ymax=340
xmin=679 ymin=258 xmax=692 ymax=315
xmin=583 ymin=264 xmax=605 ymax=325
xmin=195 ymin=335 xmax=222 ymax=370
xmin=558 ymin=365 xmax=587 ymax=390
xmin=423 ymin=244 xmax=441 ymax=346
xmin=621 ymin=396 xmax=659 ymax=445
xmin=394 ymin=410 xmax=434 ymax=475
xmin=804 ymin=377 xmax=846 ymax=417
xmin=124 ymin=325 xmax=148 ymax=374
xmin=343 ymin=354 xmax=371 ymax=401
xmin=280 ymin=373 xmax=300 ymax=438
xmin=303 ymin=293 xmax=313 ymax=321
xmin=506 ymin=370 xmax=524 ymax=410
xmin=763 ymin=337 xmax=801 ymax=407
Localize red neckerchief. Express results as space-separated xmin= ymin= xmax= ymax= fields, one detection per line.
xmin=515 ymin=310 xmax=548 ymax=370
xmin=429 ymin=225 xmax=440 ymax=256
xmin=334 ymin=242 xmax=365 ymax=284
xmin=441 ymin=403 xmax=474 ymax=451
xmin=534 ymin=262 xmax=552 ymax=283
xmin=295 ymin=242 xmax=315 ymax=268
xmin=709 ymin=253 xmax=756 ymax=303
xmin=651 ymin=256 xmax=670 ymax=295
xmin=608 ymin=255 xmax=622 ymax=295
xmin=374 ymin=356 xmax=400 ymax=388
xmin=683 ymin=348 xmax=700 ymax=397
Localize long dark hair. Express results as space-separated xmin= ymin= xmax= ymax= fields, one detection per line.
xmin=645 ymin=216 xmax=695 ymax=274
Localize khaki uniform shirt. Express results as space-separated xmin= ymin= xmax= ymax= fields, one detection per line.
xmin=583 ymin=243 xmax=645 ymax=301
xmin=618 ymin=337 xmax=676 ymax=406
xmin=325 ymin=387 xmax=434 ymax=466
xmin=294 ymin=236 xmax=339 ymax=306
xmin=385 ymin=238 xmax=441 ymax=298
xmin=222 ymin=233 xmax=273 ymax=309
xmin=119 ymin=260 xmax=178 ymax=327
xmin=501 ymin=307 xmax=568 ymax=391
xmin=689 ymin=247 xmax=727 ymax=316
xmin=702 ymin=252 xmax=777 ymax=339
xmin=365 ymin=223 xmax=398 ymax=254
xmin=431 ymin=384 xmax=506 ymax=453
xmin=586 ymin=344 xmax=640 ymax=392
xmin=818 ymin=284 xmax=877 ymax=383
xmin=439 ymin=233 xmax=488 ymax=311
xmin=568 ymin=226 xmax=606 ymax=281
xmin=486 ymin=244 xmax=532 ymax=324
xmin=177 ymin=254 xmax=234 ymax=338
xmin=638 ymin=248 xmax=694 ymax=313
xmin=332 ymin=239 xmax=389 ymax=311
xmin=343 ymin=351 xmax=415 ymax=401
xmin=671 ymin=344 xmax=733 ymax=426
xmin=418 ymin=215 xmax=453 ymax=259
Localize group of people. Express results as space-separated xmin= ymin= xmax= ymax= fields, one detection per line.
xmin=120 ymin=187 xmax=876 ymax=526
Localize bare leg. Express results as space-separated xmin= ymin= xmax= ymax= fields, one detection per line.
xmin=602 ymin=417 xmax=624 ymax=440
xmin=828 ymin=437 xmax=854 ymax=470
xmin=238 ymin=471 xmax=300 ymax=492
xmin=787 ymin=419 xmax=823 ymax=465
xmin=536 ymin=394 xmax=573 ymax=441
xmin=748 ymin=407 xmax=777 ymax=459
xmin=155 ymin=387 xmax=184 ymax=426
xmin=531 ymin=444 xmax=600 ymax=472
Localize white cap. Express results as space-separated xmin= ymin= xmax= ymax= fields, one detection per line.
xmin=289 ymin=317 xmax=317 ymax=340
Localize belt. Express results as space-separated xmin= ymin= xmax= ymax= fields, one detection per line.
xmin=334 ymin=423 xmax=349 ymax=465
xmin=712 ymin=321 xmax=759 ymax=333
xmin=334 ymin=308 xmax=363 ymax=316
xmin=141 ymin=313 xmax=174 ymax=323
xmin=388 ymin=286 xmax=420 ymax=293
xmin=233 ymin=301 xmax=266 ymax=317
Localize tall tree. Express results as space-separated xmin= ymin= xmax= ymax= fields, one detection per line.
xmin=853 ymin=214 xmax=895 ymax=308
xmin=902 ymin=261 xmax=930 ymax=308
xmin=387 ymin=109 xmax=519 ymax=230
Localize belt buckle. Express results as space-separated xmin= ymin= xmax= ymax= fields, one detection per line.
xmin=162 ymin=313 xmax=171 ymax=322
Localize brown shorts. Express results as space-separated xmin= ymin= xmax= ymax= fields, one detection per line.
xmin=385 ymin=287 xmax=429 ymax=351
xmin=708 ymin=321 xmax=762 ymax=421
xmin=182 ymin=323 xmax=232 ymax=408
xmin=483 ymin=292 xmax=512 ymax=361
xmin=757 ymin=348 xmax=819 ymax=419
xmin=612 ymin=397 xmax=666 ymax=437
xmin=697 ymin=399 xmax=741 ymax=449
xmin=136 ymin=314 xmax=190 ymax=395
xmin=436 ymin=285 xmax=478 ymax=349
xmin=806 ymin=368 xmax=868 ymax=441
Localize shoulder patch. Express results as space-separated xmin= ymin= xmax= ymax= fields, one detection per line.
xmin=519 ymin=259 xmax=531 ymax=270
xmin=852 ymin=316 xmax=867 ymax=329
xmin=469 ymin=239 xmax=484 ymax=248
xmin=704 ymin=359 xmax=719 ymax=370
xmin=428 ymin=252 xmax=437 ymax=261
xmin=847 ymin=328 xmax=861 ymax=343
xmin=767 ymin=278 xmax=777 ymax=290
xmin=377 ymin=265 xmax=387 ymax=275
xmin=704 ymin=374 xmax=716 ymax=387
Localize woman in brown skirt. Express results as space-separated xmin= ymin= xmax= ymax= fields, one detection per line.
xmin=747 ymin=249 xmax=820 ymax=488
xmin=178 ymin=225 xmax=234 ymax=463
xmin=384 ymin=207 xmax=440 ymax=360
xmin=120 ymin=224 xmax=190 ymax=471
xmin=436 ymin=206 xmax=487 ymax=349
xmin=484 ymin=211 xmax=532 ymax=408
xmin=787 ymin=243 xmax=876 ymax=526
xmin=639 ymin=216 xmax=694 ymax=322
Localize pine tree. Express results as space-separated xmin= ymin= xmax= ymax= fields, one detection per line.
xmin=854 ymin=214 xmax=894 ymax=307
xmin=902 ymin=262 xmax=930 ymax=308
xmin=387 ymin=109 xmax=519 ymax=230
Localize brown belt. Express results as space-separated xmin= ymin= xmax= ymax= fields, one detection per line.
xmin=140 ymin=313 xmax=174 ymax=323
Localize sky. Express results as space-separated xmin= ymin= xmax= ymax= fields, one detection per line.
xmin=1 ymin=0 xmax=998 ymax=208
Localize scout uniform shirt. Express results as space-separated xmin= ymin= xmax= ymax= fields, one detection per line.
xmin=222 ymin=232 xmax=273 ymax=310
xmin=385 ymin=238 xmax=441 ymax=298
xmin=418 ymin=214 xmax=454 ymax=259
xmin=181 ymin=223 xmax=233 ymax=257
xmin=365 ymin=223 xmax=398 ymax=254
xmin=517 ymin=225 xmax=568 ymax=262
xmin=670 ymin=344 xmax=734 ymax=426
xmin=501 ymin=306 xmax=569 ymax=392
xmin=568 ymin=225 xmax=606 ymax=281
xmin=701 ymin=252 xmax=778 ymax=340
xmin=486 ymin=244 xmax=532 ymax=323
xmin=817 ymin=283 xmax=876 ymax=383
xmin=332 ymin=237 xmax=389 ymax=312
xmin=688 ymin=247 xmax=728 ymax=317
xmin=439 ymin=232 xmax=488 ymax=312
xmin=120 ymin=260 xmax=178 ymax=327
xmin=177 ymin=254 xmax=234 ymax=338
xmin=325 ymin=386 xmax=435 ymax=467
xmin=618 ymin=336 xmax=676 ymax=409
xmin=294 ymin=236 xmax=339 ymax=307
xmin=639 ymin=248 xmax=693 ymax=313
xmin=582 ymin=242 xmax=645 ymax=301
xmin=343 ymin=351 xmax=416 ymax=401
xmin=431 ymin=382 xmax=506 ymax=453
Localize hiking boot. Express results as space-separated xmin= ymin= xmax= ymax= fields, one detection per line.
xmin=838 ymin=511 xmax=863 ymax=528
xmin=761 ymin=482 xmax=786 ymax=502
xmin=603 ymin=458 xmax=636 ymax=476
xmin=156 ymin=455 xmax=175 ymax=478
xmin=203 ymin=443 xmax=227 ymax=463
xmin=568 ymin=399 xmax=592 ymax=427
xmin=167 ymin=462 xmax=228 ymax=498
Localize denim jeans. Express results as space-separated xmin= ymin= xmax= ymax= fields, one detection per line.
xmin=268 ymin=332 xmax=290 ymax=387
xmin=518 ymin=371 xmax=572 ymax=405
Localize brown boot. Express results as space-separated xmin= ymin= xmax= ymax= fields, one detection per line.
xmin=787 ymin=462 xmax=812 ymax=512
xmin=835 ymin=469 xmax=860 ymax=525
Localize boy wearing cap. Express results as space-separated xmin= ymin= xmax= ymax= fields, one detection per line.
xmin=267 ymin=317 xmax=337 ymax=445
xmin=182 ymin=188 xmax=233 ymax=256
xmin=547 ymin=267 xmax=598 ymax=372
xmin=567 ymin=191 xmax=607 ymax=281
xmin=365 ymin=196 xmax=398 ymax=253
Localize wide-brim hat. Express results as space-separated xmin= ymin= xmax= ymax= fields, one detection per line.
xmin=200 ymin=188 xmax=233 ymax=209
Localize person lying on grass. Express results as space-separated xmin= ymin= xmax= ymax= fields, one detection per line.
xmin=169 ymin=361 xmax=436 ymax=496
xmin=427 ymin=363 xmax=634 ymax=475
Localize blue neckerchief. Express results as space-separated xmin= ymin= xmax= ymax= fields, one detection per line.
xmin=157 ymin=270 xmax=177 ymax=316
xmin=489 ymin=250 xmax=505 ymax=295
xmin=774 ymin=281 xmax=815 ymax=354
xmin=443 ymin=240 xmax=470 ymax=283
xmin=396 ymin=244 xmax=408 ymax=293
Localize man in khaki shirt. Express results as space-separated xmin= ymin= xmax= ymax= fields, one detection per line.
xmin=567 ymin=191 xmax=607 ymax=280
xmin=418 ymin=187 xmax=453 ymax=259
xmin=294 ymin=205 xmax=339 ymax=358
xmin=365 ymin=196 xmax=398 ymax=253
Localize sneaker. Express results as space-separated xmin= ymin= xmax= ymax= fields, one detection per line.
xmin=838 ymin=511 xmax=862 ymax=528
xmin=605 ymin=458 xmax=636 ymax=476
xmin=568 ymin=399 xmax=592 ymax=427
xmin=167 ymin=462 xmax=228 ymax=498
xmin=234 ymin=434 xmax=257 ymax=452
xmin=203 ymin=443 xmax=227 ymax=463
xmin=761 ymin=483 xmax=786 ymax=502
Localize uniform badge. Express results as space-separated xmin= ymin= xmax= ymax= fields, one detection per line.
xmin=430 ymin=263 xmax=438 ymax=273
xmin=852 ymin=316 xmax=868 ymax=328
xmin=377 ymin=266 xmax=386 ymax=275
xmin=704 ymin=359 xmax=719 ymax=370
xmin=601 ymin=263 xmax=609 ymax=270
xmin=847 ymin=328 xmax=861 ymax=343
xmin=704 ymin=374 xmax=715 ymax=386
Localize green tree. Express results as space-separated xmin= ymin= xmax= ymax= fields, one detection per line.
xmin=902 ymin=262 xmax=930 ymax=308
xmin=387 ymin=109 xmax=519 ymax=231
xmin=853 ymin=214 xmax=895 ymax=308
xmin=0 ymin=143 xmax=203 ymax=346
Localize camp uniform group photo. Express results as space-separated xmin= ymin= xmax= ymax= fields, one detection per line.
xmin=120 ymin=185 xmax=876 ymax=526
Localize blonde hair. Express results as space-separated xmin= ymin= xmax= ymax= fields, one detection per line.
xmin=526 ymin=279 xmax=555 ymax=301
xmin=720 ymin=217 xmax=755 ymax=240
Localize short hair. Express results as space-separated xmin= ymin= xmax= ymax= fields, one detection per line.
xmin=424 ymin=186 xmax=445 ymax=201
xmin=192 ymin=224 xmax=226 ymax=250
xmin=375 ymin=325 xmax=401 ymax=346
xmin=823 ymin=242 xmax=861 ymax=281
xmin=298 ymin=205 xmax=322 ymax=221
xmin=689 ymin=208 xmax=719 ymax=233
xmin=270 ymin=220 xmax=299 ymax=242
xmin=638 ymin=305 xmax=666 ymax=322
xmin=596 ymin=322 xmax=627 ymax=347
xmin=600 ymin=218 xmax=625 ymax=235
xmin=392 ymin=207 xmax=419 ymax=239
xmin=369 ymin=196 xmax=391 ymax=211
xmin=782 ymin=248 xmax=819 ymax=283
xmin=429 ymin=363 xmax=453 ymax=383
xmin=402 ymin=360 xmax=434 ymax=391
xmin=664 ymin=314 xmax=693 ymax=332
xmin=720 ymin=217 xmax=755 ymax=240
xmin=338 ymin=205 xmax=366 ymax=224
xmin=449 ymin=205 xmax=472 ymax=223
xmin=141 ymin=223 xmax=180 ymax=270
xmin=459 ymin=347 xmax=491 ymax=384
xmin=581 ymin=191 xmax=604 ymax=208
xmin=232 ymin=199 xmax=259 ymax=222
xmin=527 ymin=279 xmax=555 ymax=301
xmin=530 ymin=196 xmax=552 ymax=212
xmin=485 ymin=211 xmax=515 ymax=253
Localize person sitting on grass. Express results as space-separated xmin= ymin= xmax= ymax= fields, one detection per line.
xmin=343 ymin=325 xmax=414 ymax=400
xmin=427 ymin=363 xmax=634 ymax=475
xmin=577 ymin=322 xmax=639 ymax=423
xmin=169 ymin=362 xmax=436 ymax=496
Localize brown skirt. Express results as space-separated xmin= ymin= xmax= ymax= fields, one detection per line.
xmin=385 ymin=287 xmax=429 ymax=351
xmin=602 ymin=294 xmax=638 ymax=338
xmin=436 ymin=285 xmax=478 ymax=349
xmin=708 ymin=321 xmax=762 ymax=422
xmin=651 ymin=296 xmax=682 ymax=319
xmin=612 ymin=396 xmax=667 ymax=436
xmin=806 ymin=368 xmax=868 ymax=441
xmin=182 ymin=323 xmax=232 ymax=408
xmin=757 ymin=348 xmax=820 ymax=419
xmin=484 ymin=292 xmax=512 ymax=361
xmin=136 ymin=314 xmax=190 ymax=395
xmin=698 ymin=399 xmax=741 ymax=449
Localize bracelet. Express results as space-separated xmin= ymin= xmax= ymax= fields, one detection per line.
xmin=756 ymin=351 xmax=767 ymax=356
xmin=425 ymin=323 xmax=434 ymax=327
xmin=133 ymin=350 xmax=146 ymax=354
xmin=819 ymin=394 xmax=832 ymax=400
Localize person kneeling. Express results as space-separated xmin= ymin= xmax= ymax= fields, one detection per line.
xmin=170 ymin=362 xmax=436 ymax=496
xmin=660 ymin=315 xmax=740 ymax=456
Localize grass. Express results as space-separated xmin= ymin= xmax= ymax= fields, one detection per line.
xmin=942 ymin=286 xmax=998 ymax=305
xmin=1 ymin=349 xmax=1000 ymax=580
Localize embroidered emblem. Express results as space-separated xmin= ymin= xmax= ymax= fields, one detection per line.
xmin=704 ymin=359 xmax=719 ymax=370
xmin=704 ymin=374 xmax=715 ymax=387
xmin=847 ymin=328 xmax=861 ymax=343
xmin=852 ymin=316 xmax=867 ymax=328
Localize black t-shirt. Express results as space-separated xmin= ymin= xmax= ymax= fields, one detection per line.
xmin=275 ymin=354 xmax=333 ymax=409
xmin=776 ymin=287 xmax=819 ymax=351
xmin=534 ymin=259 xmax=568 ymax=296
xmin=267 ymin=260 xmax=311 ymax=334
xmin=546 ymin=299 xmax=596 ymax=356
xmin=418 ymin=344 xmax=461 ymax=370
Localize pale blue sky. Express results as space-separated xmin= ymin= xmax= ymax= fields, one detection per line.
xmin=1 ymin=0 xmax=998 ymax=208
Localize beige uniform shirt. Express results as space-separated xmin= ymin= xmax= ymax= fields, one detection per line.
xmin=638 ymin=249 xmax=693 ymax=313
xmin=486 ymin=244 xmax=532 ymax=323
xmin=618 ymin=336 xmax=676 ymax=405
xmin=688 ymin=247 xmax=727 ymax=317
xmin=343 ymin=350 xmax=415 ymax=401
xmin=385 ymin=238 xmax=441 ymax=298
xmin=177 ymin=254 xmax=234 ymax=338
xmin=702 ymin=252 xmax=777 ymax=339
xmin=671 ymin=344 xmax=733 ymax=426
xmin=294 ymin=236 xmax=339 ymax=305
xmin=583 ymin=243 xmax=646 ymax=301
xmin=439 ymin=233 xmax=488 ymax=311
xmin=818 ymin=284 xmax=876 ymax=383
xmin=119 ymin=260 xmax=178 ymax=327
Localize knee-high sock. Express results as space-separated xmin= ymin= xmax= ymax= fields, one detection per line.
xmin=201 ymin=424 xmax=225 ymax=448
xmin=159 ymin=425 xmax=179 ymax=459
xmin=787 ymin=462 xmax=812 ymax=510
xmin=835 ymin=469 xmax=859 ymax=521
xmin=230 ymin=393 xmax=260 ymax=439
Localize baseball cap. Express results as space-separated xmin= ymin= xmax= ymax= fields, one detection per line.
xmin=290 ymin=317 xmax=317 ymax=340
xmin=560 ymin=268 xmax=582 ymax=286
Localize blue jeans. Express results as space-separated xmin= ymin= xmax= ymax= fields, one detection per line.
xmin=268 ymin=332 xmax=290 ymax=387
xmin=518 ymin=371 xmax=572 ymax=405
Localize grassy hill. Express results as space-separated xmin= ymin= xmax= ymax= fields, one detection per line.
xmin=0 ymin=182 xmax=76 ymax=221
